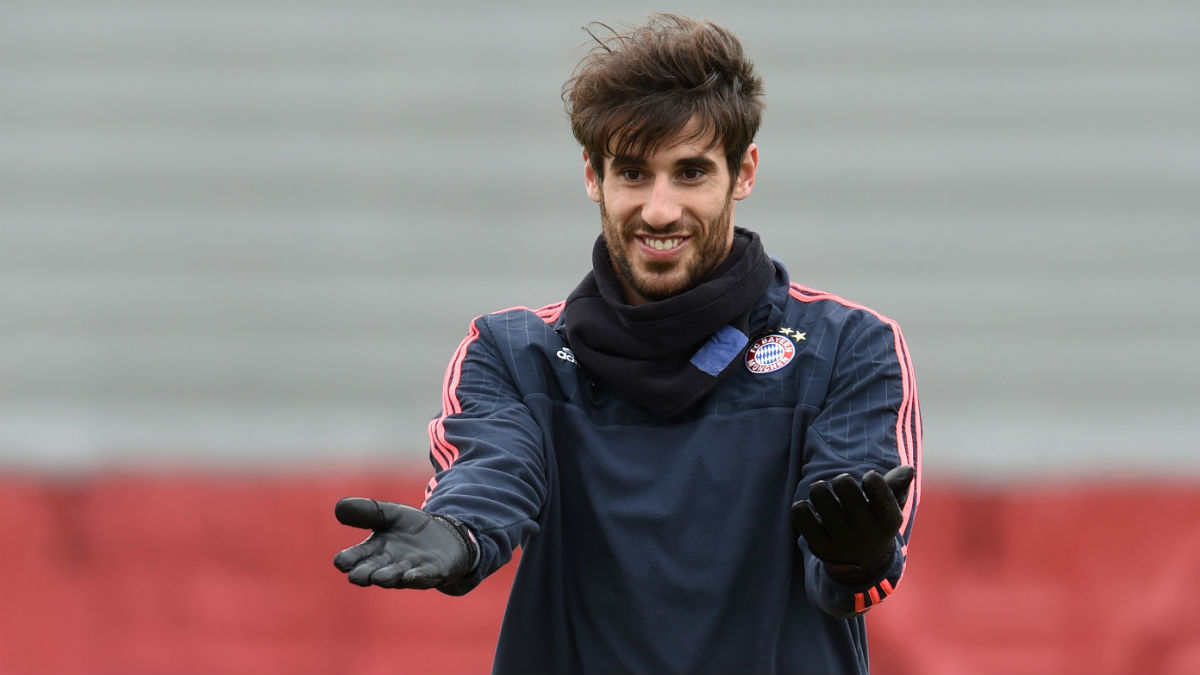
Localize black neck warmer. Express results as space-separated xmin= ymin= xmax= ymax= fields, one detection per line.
xmin=563 ymin=227 xmax=776 ymax=419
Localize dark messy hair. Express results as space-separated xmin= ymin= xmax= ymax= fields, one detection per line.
xmin=563 ymin=14 xmax=765 ymax=181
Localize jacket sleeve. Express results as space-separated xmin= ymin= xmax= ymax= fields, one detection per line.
xmin=795 ymin=310 xmax=922 ymax=618
xmin=420 ymin=314 xmax=550 ymax=595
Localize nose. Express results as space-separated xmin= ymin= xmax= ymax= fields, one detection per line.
xmin=640 ymin=178 xmax=682 ymax=229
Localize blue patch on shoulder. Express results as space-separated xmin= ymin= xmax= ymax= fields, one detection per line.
xmin=690 ymin=325 xmax=750 ymax=377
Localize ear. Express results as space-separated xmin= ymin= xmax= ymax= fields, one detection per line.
xmin=583 ymin=150 xmax=602 ymax=203
xmin=732 ymin=144 xmax=759 ymax=201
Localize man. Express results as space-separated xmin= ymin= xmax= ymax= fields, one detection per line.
xmin=334 ymin=14 xmax=920 ymax=675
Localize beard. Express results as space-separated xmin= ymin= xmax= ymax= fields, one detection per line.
xmin=600 ymin=190 xmax=735 ymax=303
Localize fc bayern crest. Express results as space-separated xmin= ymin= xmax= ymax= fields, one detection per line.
xmin=745 ymin=334 xmax=796 ymax=374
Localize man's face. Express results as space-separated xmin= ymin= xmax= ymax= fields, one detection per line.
xmin=584 ymin=133 xmax=758 ymax=305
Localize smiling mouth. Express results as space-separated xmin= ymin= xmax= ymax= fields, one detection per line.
xmin=639 ymin=236 xmax=686 ymax=251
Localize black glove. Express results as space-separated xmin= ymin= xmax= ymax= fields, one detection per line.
xmin=333 ymin=497 xmax=480 ymax=589
xmin=790 ymin=464 xmax=914 ymax=585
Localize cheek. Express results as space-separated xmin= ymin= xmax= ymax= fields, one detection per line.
xmin=701 ymin=196 xmax=736 ymax=247
xmin=697 ymin=196 xmax=730 ymax=225
xmin=600 ymin=194 xmax=636 ymax=226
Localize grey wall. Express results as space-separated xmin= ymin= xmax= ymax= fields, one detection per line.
xmin=2 ymin=1 xmax=1198 ymax=480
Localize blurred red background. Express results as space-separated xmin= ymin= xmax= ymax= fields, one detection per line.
xmin=3 ymin=470 xmax=1198 ymax=674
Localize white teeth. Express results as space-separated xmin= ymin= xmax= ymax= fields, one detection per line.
xmin=646 ymin=238 xmax=682 ymax=251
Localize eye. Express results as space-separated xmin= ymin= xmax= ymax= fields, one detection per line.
xmin=680 ymin=168 xmax=706 ymax=181
xmin=619 ymin=169 xmax=644 ymax=181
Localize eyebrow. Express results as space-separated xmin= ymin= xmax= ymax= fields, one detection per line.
xmin=609 ymin=154 xmax=720 ymax=173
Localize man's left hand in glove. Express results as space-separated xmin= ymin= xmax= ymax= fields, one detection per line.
xmin=790 ymin=464 xmax=914 ymax=585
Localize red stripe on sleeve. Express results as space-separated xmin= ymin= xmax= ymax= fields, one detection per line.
xmin=422 ymin=301 xmax=565 ymax=505
xmin=788 ymin=283 xmax=922 ymax=531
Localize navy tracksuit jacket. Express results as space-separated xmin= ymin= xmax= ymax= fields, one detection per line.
xmin=422 ymin=260 xmax=921 ymax=674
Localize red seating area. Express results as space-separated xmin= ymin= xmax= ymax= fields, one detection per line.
xmin=869 ymin=482 xmax=1200 ymax=674
xmin=2 ymin=470 xmax=1197 ymax=674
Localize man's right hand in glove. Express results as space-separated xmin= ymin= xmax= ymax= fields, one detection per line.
xmin=333 ymin=497 xmax=480 ymax=589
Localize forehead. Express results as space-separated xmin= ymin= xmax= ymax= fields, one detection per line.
xmin=603 ymin=116 xmax=726 ymax=170
xmin=605 ymin=133 xmax=726 ymax=170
